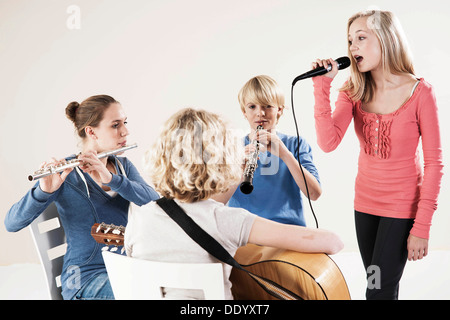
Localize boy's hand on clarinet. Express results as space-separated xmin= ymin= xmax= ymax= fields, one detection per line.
xmin=244 ymin=143 xmax=257 ymax=157
xmin=255 ymin=129 xmax=289 ymax=159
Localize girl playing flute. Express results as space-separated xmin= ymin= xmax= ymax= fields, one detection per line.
xmin=5 ymin=95 xmax=159 ymax=300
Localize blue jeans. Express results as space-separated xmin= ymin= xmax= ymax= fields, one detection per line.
xmin=72 ymin=273 xmax=115 ymax=300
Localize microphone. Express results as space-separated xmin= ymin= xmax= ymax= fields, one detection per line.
xmin=292 ymin=56 xmax=351 ymax=85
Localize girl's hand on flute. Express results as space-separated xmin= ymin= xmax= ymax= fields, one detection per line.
xmin=78 ymin=150 xmax=113 ymax=184
xmin=39 ymin=158 xmax=73 ymax=194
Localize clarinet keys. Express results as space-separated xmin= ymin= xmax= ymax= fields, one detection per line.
xmin=240 ymin=125 xmax=263 ymax=194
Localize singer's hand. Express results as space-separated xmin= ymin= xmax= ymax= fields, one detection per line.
xmin=407 ymin=234 xmax=429 ymax=261
xmin=78 ymin=150 xmax=112 ymax=184
xmin=39 ymin=158 xmax=73 ymax=193
xmin=312 ymin=58 xmax=339 ymax=79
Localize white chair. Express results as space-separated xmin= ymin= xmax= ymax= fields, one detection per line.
xmin=102 ymin=251 xmax=225 ymax=300
xmin=29 ymin=202 xmax=67 ymax=300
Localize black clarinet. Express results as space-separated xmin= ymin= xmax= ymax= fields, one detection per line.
xmin=240 ymin=125 xmax=263 ymax=194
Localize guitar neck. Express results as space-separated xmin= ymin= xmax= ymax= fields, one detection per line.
xmin=91 ymin=222 xmax=125 ymax=247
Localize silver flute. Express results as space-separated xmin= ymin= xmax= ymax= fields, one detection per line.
xmin=28 ymin=143 xmax=137 ymax=181
xmin=240 ymin=125 xmax=263 ymax=194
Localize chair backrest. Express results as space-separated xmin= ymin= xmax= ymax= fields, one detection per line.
xmin=29 ymin=202 xmax=67 ymax=300
xmin=102 ymin=251 xmax=225 ymax=300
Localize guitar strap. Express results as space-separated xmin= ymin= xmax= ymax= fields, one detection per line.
xmin=156 ymin=197 xmax=302 ymax=300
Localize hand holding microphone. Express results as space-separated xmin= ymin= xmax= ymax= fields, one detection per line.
xmin=289 ymin=56 xmax=350 ymax=228
xmin=292 ymin=56 xmax=350 ymax=85
xmin=312 ymin=58 xmax=340 ymax=79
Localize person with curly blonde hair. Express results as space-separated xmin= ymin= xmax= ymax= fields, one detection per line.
xmin=146 ymin=108 xmax=244 ymax=203
xmin=125 ymin=107 xmax=343 ymax=300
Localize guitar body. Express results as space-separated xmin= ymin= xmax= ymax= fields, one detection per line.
xmin=230 ymin=244 xmax=350 ymax=300
xmin=92 ymin=223 xmax=351 ymax=300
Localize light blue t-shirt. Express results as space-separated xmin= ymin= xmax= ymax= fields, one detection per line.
xmin=228 ymin=132 xmax=320 ymax=226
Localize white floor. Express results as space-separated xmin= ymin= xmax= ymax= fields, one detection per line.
xmin=331 ymin=250 xmax=450 ymax=300
xmin=1 ymin=250 xmax=449 ymax=300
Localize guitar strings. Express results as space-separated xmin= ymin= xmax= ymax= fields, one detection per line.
xmin=248 ymin=272 xmax=303 ymax=300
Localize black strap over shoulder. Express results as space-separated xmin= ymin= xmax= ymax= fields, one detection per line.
xmin=155 ymin=197 xmax=301 ymax=300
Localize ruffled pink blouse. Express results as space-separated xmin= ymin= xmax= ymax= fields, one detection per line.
xmin=313 ymin=76 xmax=443 ymax=239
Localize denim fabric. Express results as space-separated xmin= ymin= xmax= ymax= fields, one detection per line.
xmin=73 ymin=273 xmax=114 ymax=300
xmin=5 ymin=155 xmax=159 ymax=300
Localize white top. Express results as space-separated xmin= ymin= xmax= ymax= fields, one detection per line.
xmin=125 ymin=198 xmax=256 ymax=299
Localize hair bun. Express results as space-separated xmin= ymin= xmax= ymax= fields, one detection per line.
xmin=65 ymin=101 xmax=80 ymax=122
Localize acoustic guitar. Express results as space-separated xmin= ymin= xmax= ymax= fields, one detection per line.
xmin=91 ymin=223 xmax=350 ymax=300
xmin=91 ymin=223 xmax=125 ymax=253
xmin=230 ymin=244 xmax=350 ymax=300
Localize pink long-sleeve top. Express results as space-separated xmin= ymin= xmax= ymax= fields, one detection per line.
xmin=313 ymin=76 xmax=443 ymax=239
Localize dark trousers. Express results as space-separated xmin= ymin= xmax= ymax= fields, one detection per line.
xmin=354 ymin=211 xmax=414 ymax=300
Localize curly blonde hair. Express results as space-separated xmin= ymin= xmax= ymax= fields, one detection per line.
xmin=145 ymin=108 xmax=244 ymax=203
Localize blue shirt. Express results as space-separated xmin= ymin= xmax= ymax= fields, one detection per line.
xmin=228 ymin=132 xmax=320 ymax=226
xmin=4 ymin=155 xmax=159 ymax=300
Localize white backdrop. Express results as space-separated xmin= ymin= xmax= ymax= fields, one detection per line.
xmin=1 ymin=0 xmax=448 ymax=265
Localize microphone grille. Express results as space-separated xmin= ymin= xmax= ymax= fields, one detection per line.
xmin=336 ymin=56 xmax=351 ymax=70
